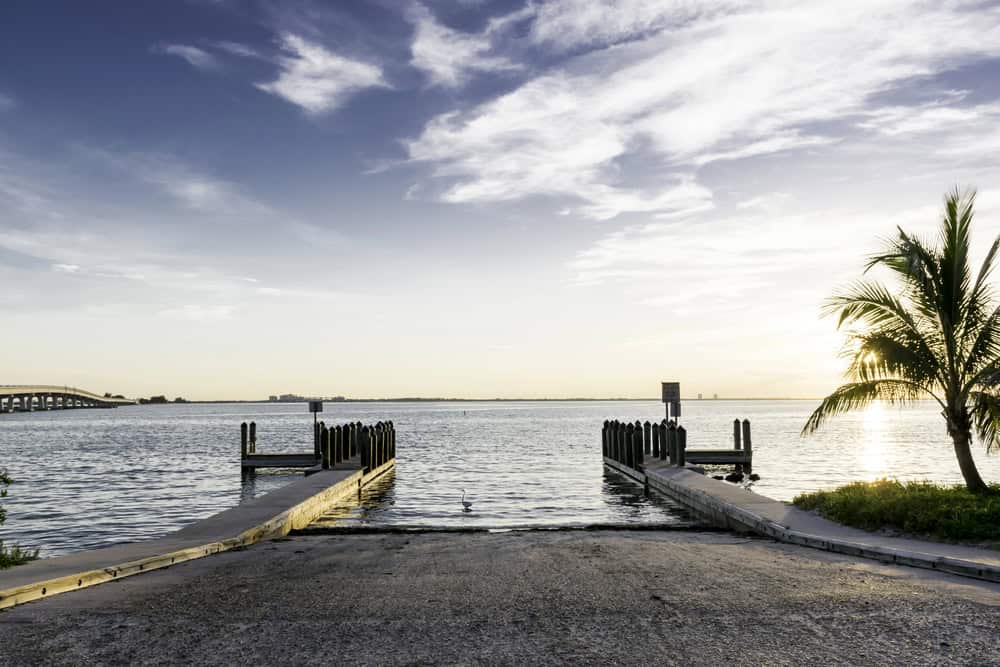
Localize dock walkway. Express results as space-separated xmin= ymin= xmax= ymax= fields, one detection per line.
xmin=605 ymin=457 xmax=1000 ymax=583
xmin=0 ymin=458 xmax=394 ymax=609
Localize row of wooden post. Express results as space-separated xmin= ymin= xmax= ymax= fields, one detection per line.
xmin=315 ymin=420 xmax=395 ymax=472
xmin=602 ymin=419 xmax=687 ymax=471
xmin=240 ymin=421 xmax=258 ymax=456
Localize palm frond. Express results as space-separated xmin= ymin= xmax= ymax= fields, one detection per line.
xmin=847 ymin=331 xmax=940 ymax=386
xmin=824 ymin=280 xmax=944 ymax=381
xmin=865 ymin=229 xmax=941 ymax=321
xmin=940 ymin=188 xmax=975 ymax=321
xmin=802 ymin=380 xmax=929 ymax=435
xmin=971 ymin=390 xmax=1000 ymax=453
xmin=826 ymin=280 xmax=930 ymax=339
xmin=958 ymin=231 xmax=1000 ymax=355
xmin=968 ymin=234 xmax=999 ymax=312
xmin=961 ymin=304 xmax=1000 ymax=389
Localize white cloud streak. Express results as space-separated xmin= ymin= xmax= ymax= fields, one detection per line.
xmin=214 ymin=41 xmax=263 ymax=59
xmin=153 ymin=44 xmax=222 ymax=71
xmin=408 ymin=4 xmax=521 ymax=88
xmin=255 ymin=34 xmax=386 ymax=114
xmin=529 ymin=0 xmax=750 ymax=51
xmin=407 ymin=0 xmax=1000 ymax=220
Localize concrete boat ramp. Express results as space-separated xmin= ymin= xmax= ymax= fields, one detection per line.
xmin=605 ymin=456 xmax=1000 ymax=584
xmin=0 ymin=459 xmax=395 ymax=610
xmin=3 ymin=427 xmax=999 ymax=616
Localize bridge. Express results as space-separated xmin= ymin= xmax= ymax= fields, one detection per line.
xmin=0 ymin=386 xmax=136 ymax=412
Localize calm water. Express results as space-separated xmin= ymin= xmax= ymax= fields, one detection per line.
xmin=1 ymin=400 xmax=999 ymax=557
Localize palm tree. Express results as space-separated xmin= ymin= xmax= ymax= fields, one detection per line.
xmin=803 ymin=188 xmax=999 ymax=494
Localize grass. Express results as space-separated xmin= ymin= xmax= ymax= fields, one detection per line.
xmin=793 ymin=479 xmax=1000 ymax=544
xmin=0 ymin=542 xmax=38 ymax=569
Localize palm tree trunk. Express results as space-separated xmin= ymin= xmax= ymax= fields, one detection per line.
xmin=952 ymin=431 xmax=990 ymax=494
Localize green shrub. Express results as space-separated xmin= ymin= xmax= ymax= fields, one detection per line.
xmin=793 ymin=479 xmax=1000 ymax=543
xmin=0 ymin=469 xmax=39 ymax=568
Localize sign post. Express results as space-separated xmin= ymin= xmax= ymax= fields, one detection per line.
xmin=309 ymin=401 xmax=324 ymax=457
xmin=661 ymin=382 xmax=681 ymax=422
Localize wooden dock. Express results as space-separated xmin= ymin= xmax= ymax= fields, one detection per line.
xmin=601 ymin=418 xmax=753 ymax=472
xmin=240 ymin=420 xmax=396 ymax=475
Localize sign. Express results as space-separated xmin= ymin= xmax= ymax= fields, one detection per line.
xmin=661 ymin=382 xmax=681 ymax=419
xmin=308 ymin=400 xmax=323 ymax=413
xmin=661 ymin=382 xmax=680 ymax=403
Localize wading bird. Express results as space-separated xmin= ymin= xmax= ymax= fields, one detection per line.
xmin=461 ymin=489 xmax=473 ymax=512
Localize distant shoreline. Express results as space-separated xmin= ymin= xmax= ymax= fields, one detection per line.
xmin=135 ymin=397 xmax=825 ymax=404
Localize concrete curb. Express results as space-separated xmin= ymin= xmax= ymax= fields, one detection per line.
xmin=604 ymin=458 xmax=1000 ymax=584
xmin=0 ymin=460 xmax=395 ymax=610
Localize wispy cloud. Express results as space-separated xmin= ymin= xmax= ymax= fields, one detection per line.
xmin=860 ymin=98 xmax=1000 ymax=138
xmin=0 ymin=92 xmax=14 ymax=111
xmin=152 ymin=43 xmax=222 ymax=71
xmin=736 ymin=192 xmax=791 ymax=211
xmin=214 ymin=41 xmax=263 ymax=59
xmin=255 ymin=33 xmax=386 ymax=114
xmin=529 ymin=0 xmax=748 ymax=52
xmin=81 ymin=147 xmax=270 ymax=216
xmin=407 ymin=4 xmax=521 ymax=88
xmin=407 ymin=1 xmax=1000 ymax=220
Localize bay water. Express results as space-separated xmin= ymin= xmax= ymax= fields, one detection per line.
xmin=1 ymin=400 xmax=998 ymax=557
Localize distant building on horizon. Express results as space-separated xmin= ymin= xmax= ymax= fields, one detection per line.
xmin=697 ymin=393 xmax=703 ymax=400
xmin=269 ymin=393 xmax=345 ymax=402
xmin=713 ymin=393 xmax=719 ymax=400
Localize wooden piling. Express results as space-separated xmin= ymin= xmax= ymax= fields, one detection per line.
xmin=376 ymin=423 xmax=385 ymax=468
xmin=643 ymin=421 xmax=651 ymax=455
xmin=676 ymin=425 xmax=687 ymax=467
xmin=313 ymin=422 xmax=321 ymax=460
xmin=658 ymin=421 xmax=667 ymax=461
xmin=612 ymin=421 xmax=621 ymax=463
xmin=625 ymin=423 xmax=635 ymax=468
xmin=651 ymin=422 xmax=660 ymax=458
xmin=240 ymin=422 xmax=248 ymax=458
xmin=359 ymin=425 xmax=369 ymax=471
xmin=249 ymin=421 xmax=257 ymax=454
xmin=321 ymin=425 xmax=331 ymax=469
xmin=667 ymin=421 xmax=677 ymax=465
xmin=733 ymin=419 xmax=742 ymax=450
xmin=742 ymin=419 xmax=752 ymax=473
xmin=634 ymin=424 xmax=644 ymax=468
xmin=602 ymin=420 xmax=609 ymax=457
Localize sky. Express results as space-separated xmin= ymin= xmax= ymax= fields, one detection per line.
xmin=4 ymin=0 xmax=1000 ymax=400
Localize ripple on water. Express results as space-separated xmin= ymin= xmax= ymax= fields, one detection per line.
xmin=2 ymin=400 xmax=997 ymax=556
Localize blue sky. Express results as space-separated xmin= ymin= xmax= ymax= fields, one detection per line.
xmin=4 ymin=0 xmax=1000 ymax=399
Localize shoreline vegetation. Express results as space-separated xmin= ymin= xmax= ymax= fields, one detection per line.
xmin=793 ymin=480 xmax=1000 ymax=546
xmin=0 ymin=470 xmax=38 ymax=569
